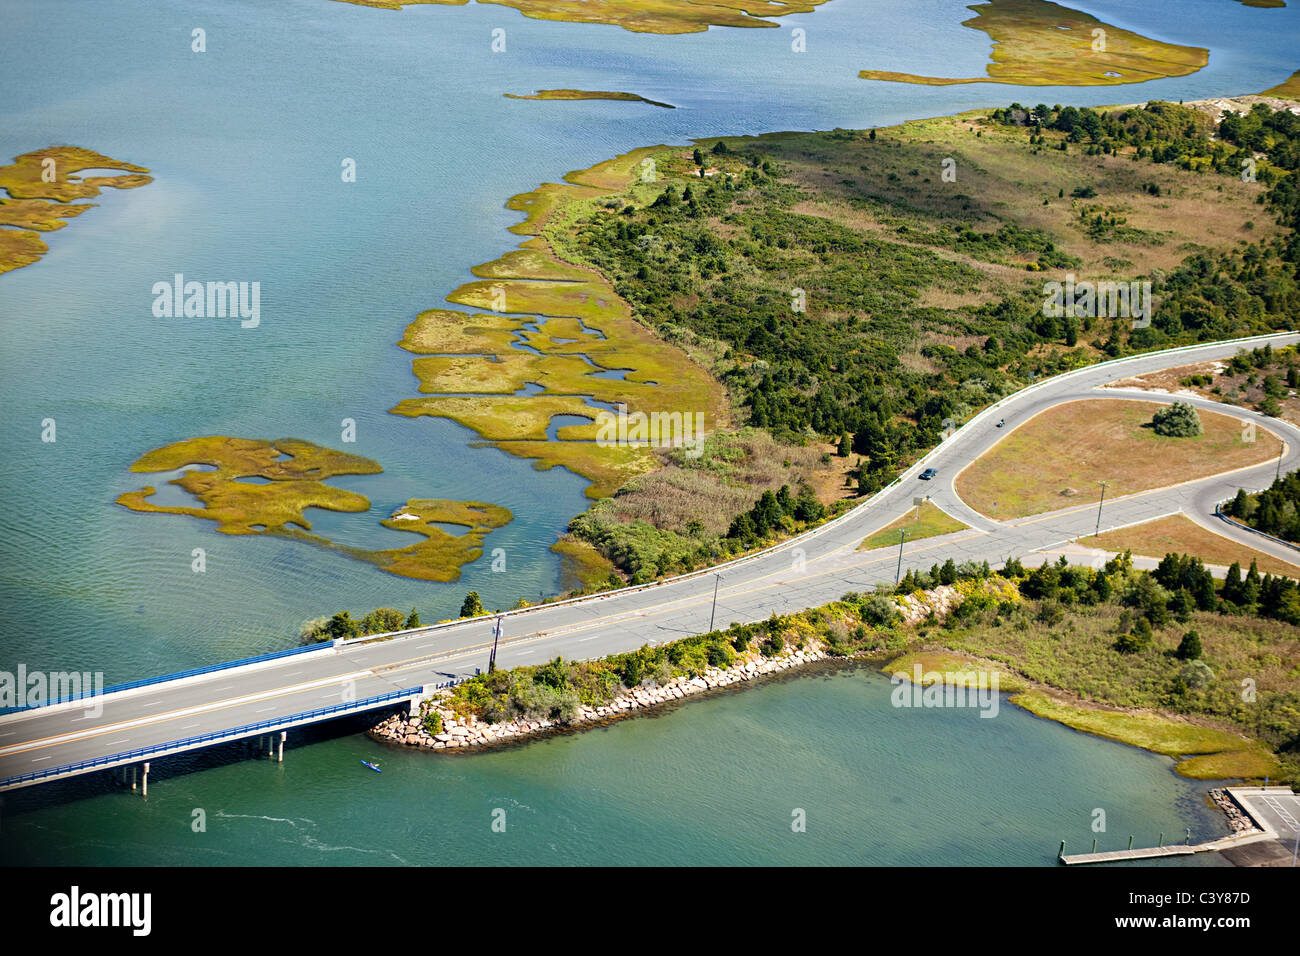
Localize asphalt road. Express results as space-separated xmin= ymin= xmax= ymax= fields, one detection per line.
xmin=3 ymin=332 xmax=1298 ymax=790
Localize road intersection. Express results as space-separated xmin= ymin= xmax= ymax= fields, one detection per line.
xmin=3 ymin=332 xmax=1298 ymax=790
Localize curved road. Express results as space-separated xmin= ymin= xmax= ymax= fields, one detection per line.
xmin=3 ymin=332 xmax=1298 ymax=790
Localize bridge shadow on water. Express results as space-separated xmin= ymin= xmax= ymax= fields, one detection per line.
xmin=0 ymin=705 xmax=410 ymax=819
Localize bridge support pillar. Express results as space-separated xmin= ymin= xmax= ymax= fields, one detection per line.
xmin=408 ymin=684 xmax=431 ymax=717
xmin=278 ymin=731 xmax=285 ymax=763
xmin=130 ymin=765 xmax=137 ymax=792
xmin=142 ymin=762 xmax=149 ymax=798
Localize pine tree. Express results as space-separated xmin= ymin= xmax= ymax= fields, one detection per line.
xmin=1228 ymin=488 xmax=1250 ymax=518
xmin=1243 ymin=560 xmax=1262 ymax=605
xmin=939 ymin=558 xmax=958 ymax=585
xmin=1222 ymin=562 xmax=1244 ymax=605
xmin=460 ymin=591 xmax=485 ymax=618
xmin=325 ymin=611 xmax=359 ymax=642
xmin=405 ymin=607 xmax=421 ymax=628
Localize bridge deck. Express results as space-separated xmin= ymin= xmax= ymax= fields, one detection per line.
xmin=3 ymin=334 xmax=1297 ymax=795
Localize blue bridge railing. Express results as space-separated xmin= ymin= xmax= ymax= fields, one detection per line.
xmin=0 ymin=641 xmax=331 ymax=716
xmin=0 ymin=685 xmax=424 ymax=790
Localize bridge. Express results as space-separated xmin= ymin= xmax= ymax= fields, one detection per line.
xmin=3 ymin=332 xmax=1298 ymax=793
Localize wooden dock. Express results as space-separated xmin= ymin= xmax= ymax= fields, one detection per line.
xmin=1060 ymin=845 xmax=1196 ymax=865
xmin=1057 ymin=789 xmax=1286 ymax=864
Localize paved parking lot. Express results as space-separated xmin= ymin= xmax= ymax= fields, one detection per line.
xmin=1232 ymin=787 xmax=1300 ymax=838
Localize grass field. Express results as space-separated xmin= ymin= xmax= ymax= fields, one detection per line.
xmin=1084 ymin=513 xmax=1300 ymax=578
xmin=860 ymin=502 xmax=970 ymax=550
xmin=956 ymin=399 xmax=1280 ymax=518
xmin=879 ymin=583 xmax=1296 ymax=781
xmin=886 ymin=640 xmax=1278 ymax=780
xmin=550 ymin=535 xmax=618 ymax=592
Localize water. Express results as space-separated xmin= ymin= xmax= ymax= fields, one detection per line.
xmin=0 ymin=0 xmax=1293 ymax=864
xmin=0 ymin=667 xmax=1230 ymax=866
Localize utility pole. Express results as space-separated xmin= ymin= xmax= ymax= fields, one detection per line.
xmin=488 ymin=616 xmax=502 ymax=673
xmin=1277 ymin=443 xmax=1285 ymax=482
xmin=895 ymin=528 xmax=909 ymax=584
xmin=1095 ymin=480 xmax=1110 ymax=537
xmin=708 ymin=574 xmax=720 ymax=632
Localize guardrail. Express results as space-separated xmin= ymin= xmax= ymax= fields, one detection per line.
xmin=0 ymin=641 xmax=331 ymax=716
xmin=10 ymin=331 xmax=1295 ymax=718
xmin=1215 ymin=502 xmax=1300 ymax=554
xmin=0 ymin=686 xmax=426 ymax=791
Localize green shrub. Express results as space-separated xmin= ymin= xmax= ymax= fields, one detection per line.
xmin=1151 ymin=401 xmax=1202 ymax=437
xmin=422 ymin=709 xmax=443 ymax=735
xmin=1176 ymin=629 xmax=1203 ymax=660
xmin=459 ymin=591 xmax=486 ymax=618
xmin=861 ymin=594 xmax=901 ymax=626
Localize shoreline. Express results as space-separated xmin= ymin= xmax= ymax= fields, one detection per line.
xmin=367 ymin=617 xmax=1279 ymax=788
xmin=369 ymin=646 xmax=836 ymax=751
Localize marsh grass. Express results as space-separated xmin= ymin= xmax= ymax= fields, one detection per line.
xmin=0 ymin=146 xmax=152 ymax=274
xmin=333 ymin=0 xmax=832 ymax=34
xmin=118 ymin=437 xmax=510 ymax=581
xmin=505 ymin=90 xmax=675 ymax=109
xmin=859 ymin=0 xmax=1208 ymax=87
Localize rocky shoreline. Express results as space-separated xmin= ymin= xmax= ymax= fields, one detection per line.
xmin=1209 ymin=787 xmax=1262 ymax=835
xmin=368 ymin=646 xmax=831 ymax=752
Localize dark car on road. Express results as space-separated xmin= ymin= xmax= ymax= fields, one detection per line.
xmin=919 ymin=468 xmax=937 ymax=480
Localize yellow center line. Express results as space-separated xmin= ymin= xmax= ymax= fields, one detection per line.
xmin=8 ymin=528 xmax=986 ymax=762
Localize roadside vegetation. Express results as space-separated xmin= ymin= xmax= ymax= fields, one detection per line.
xmin=1084 ymin=514 xmax=1300 ymax=578
xmin=859 ymin=501 xmax=969 ymax=550
xmin=566 ymin=429 xmax=842 ymax=584
xmin=541 ymin=98 xmax=1298 ymax=581
xmin=1107 ymin=343 xmax=1300 ymax=425
xmin=1224 ymin=468 xmax=1300 ymax=543
xmin=300 ymin=606 xmax=420 ymax=642
xmin=438 ymin=550 xmax=1299 ymax=781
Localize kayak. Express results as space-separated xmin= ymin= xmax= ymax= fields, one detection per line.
xmin=361 ymin=760 xmax=382 ymax=773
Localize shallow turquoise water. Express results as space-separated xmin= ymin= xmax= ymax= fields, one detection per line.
xmin=0 ymin=0 xmax=1292 ymax=864
xmin=0 ymin=667 xmax=1230 ymax=866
